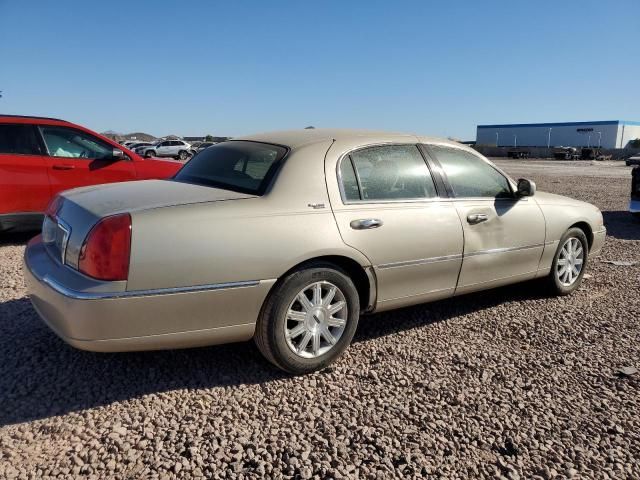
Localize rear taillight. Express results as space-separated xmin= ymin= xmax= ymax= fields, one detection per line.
xmin=45 ymin=195 xmax=63 ymax=217
xmin=79 ymin=213 xmax=132 ymax=281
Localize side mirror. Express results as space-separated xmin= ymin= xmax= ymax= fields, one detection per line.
xmin=112 ymin=148 xmax=126 ymax=160
xmin=517 ymin=178 xmax=536 ymax=197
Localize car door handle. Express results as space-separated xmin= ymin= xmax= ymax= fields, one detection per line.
xmin=52 ymin=164 xmax=75 ymax=170
xmin=467 ymin=213 xmax=489 ymax=224
xmin=350 ymin=218 xmax=383 ymax=230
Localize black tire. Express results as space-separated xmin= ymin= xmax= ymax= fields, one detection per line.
xmin=145 ymin=150 xmax=155 ymax=158
xmin=546 ymin=227 xmax=589 ymax=296
xmin=255 ymin=263 xmax=360 ymax=374
xmin=178 ymin=150 xmax=188 ymax=161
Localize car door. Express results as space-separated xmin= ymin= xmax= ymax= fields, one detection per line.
xmin=156 ymin=141 xmax=171 ymax=157
xmin=170 ymin=141 xmax=182 ymax=156
xmin=424 ymin=144 xmax=546 ymax=294
xmin=0 ymin=123 xmax=51 ymax=216
xmin=38 ymin=125 xmax=137 ymax=195
xmin=326 ymin=141 xmax=464 ymax=311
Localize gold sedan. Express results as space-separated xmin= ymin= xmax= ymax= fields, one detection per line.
xmin=24 ymin=130 xmax=606 ymax=373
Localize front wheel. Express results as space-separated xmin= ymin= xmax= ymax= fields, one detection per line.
xmin=145 ymin=150 xmax=155 ymax=158
xmin=178 ymin=150 xmax=188 ymax=161
xmin=546 ymin=227 xmax=589 ymax=295
xmin=255 ymin=264 xmax=360 ymax=374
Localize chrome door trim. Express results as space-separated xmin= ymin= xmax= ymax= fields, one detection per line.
xmin=376 ymin=241 xmax=554 ymax=269
xmin=377 ymin=253 xmax=463 ymax=270
xmin=40 ymin=275 xmax=260 ymax=301
xmin=464 ymin=242 xmax=550 ymax=258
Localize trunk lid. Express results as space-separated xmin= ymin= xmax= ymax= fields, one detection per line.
xmin=60 ymin=179 xmax=255 ymax=217
xmin=48 ymin=179 xmax=255 ymax=270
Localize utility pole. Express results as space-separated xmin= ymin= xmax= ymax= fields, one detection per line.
xmin=514 ymin=135 xmax=517 ymax=148
xmin=547 ymin=127 xmax=552 ymax=148
xmin=495 ymin=132 xmax=499 ymax=147
xmin=597 ymin=131 xmax=602 ymax=148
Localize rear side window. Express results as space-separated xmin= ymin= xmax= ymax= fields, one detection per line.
xmin=174 ymin=141 xmax=287 ymax=195
xmin=0 ymin=124 xmax=41 ymax=155
xmin=341 ymin=144 xmax=437 ymax=201
xmin=339 ymin=158 xmax=361 ymax=201
xmin=429 ymin=145 xmax=512 ymax=198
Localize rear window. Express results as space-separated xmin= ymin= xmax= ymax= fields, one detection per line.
xmin=0 ymin=124 xmax=41 ymax=155
xmin=174 ymin=140 xmax=287 ymax=195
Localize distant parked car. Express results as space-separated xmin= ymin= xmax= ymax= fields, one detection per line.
xmin=0 ymin=114 xmax=182 ymax=232
xmin=631 ymin=167 xmax=640 ymax=219
xmin=24 ymin=129 xmax=606 ymax=373
xmin=128 ymin=142 xmax=153 ymax=152
xmin=554 ymin=147 xmax=579 ymax=160
xmin=191 ymin=141 xmax=217 ymax=155
xmin=507 ymin=149 xmax=530 ymax=159
xmin=626 ymin=155 xmax=640 ymax=167
xmin=140 ymin=140 xmax=191 ymax=160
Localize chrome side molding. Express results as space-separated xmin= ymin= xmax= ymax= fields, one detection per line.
xmin=41 ymin=275 xmax=260 ymax=301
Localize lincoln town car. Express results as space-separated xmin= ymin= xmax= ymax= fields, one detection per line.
xmin=24 ymin=130 xmax=606 ymax=373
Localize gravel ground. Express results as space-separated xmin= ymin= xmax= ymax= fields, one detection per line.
xmin=1 ymin=160 xmax=639 ymax=479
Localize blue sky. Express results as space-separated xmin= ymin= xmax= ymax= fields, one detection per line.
xmin=1 ymin=0 xmax=638 ymax=139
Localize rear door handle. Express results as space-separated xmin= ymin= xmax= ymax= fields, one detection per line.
xmin=350 ymin=218 xmax=383 ymax=230
xmin=467 ymin=213 xmax=489 ymax=224
xmin=52 ymin=164 xmax=75 ymax=170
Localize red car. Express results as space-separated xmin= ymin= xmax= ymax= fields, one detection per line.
xmin=0 ymin=115 xmax=182 ymax=232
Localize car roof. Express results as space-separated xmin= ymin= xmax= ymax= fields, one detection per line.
xmin=234 ymin=128 xmax=464 ymax=150
xmin=0 ymin=114 xmax=69 ymax=124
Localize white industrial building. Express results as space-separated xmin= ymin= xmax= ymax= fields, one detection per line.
xmin=476 ymin=121 xmax=640 ymax=149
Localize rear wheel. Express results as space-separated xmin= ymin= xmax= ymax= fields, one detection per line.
xmin=546 ymin=227 xmax=589 ymax=295
xmin=145 ymin=150 xmax=155 ymax=158
xmin=255 ymin=263 xmax=360 ymax=374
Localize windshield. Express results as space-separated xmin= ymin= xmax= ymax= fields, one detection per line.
xmin=174 ymin=140 xmax=287 ymax=195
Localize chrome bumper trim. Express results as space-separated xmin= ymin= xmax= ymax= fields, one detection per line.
xmin=39 ymin=273 xmax=260 ymax=301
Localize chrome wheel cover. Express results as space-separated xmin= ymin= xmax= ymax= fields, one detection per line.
xmin=284 ymin=281 xmax=348 ymax=359
xmin=556 ymin=237 xmax=584 ymax=287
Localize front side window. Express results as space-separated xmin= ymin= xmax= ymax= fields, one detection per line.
xmin=429 ymin=145 xmax=512 ymax=198
xmin=174 ymin=140 xmax=287 ymax=195
xmin=0 ymin=124 xmax=41 ymax=155
xmin=342 ymin=144 xmax=437 ymax=201
xmin=40 ymin=126 xmax=113 ymax=159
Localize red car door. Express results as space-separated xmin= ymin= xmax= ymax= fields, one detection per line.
xmin=38 ymin=125 xmax=137 ymax=195
xmin=0 ymin=123 xmax=51 ymax=216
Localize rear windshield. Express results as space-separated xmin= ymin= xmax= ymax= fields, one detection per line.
xmin=173 ymin=140 xmax=287 ymax=195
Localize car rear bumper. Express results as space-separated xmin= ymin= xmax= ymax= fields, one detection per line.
xmin=24 ymin=238 xmax=275 ymax=352
xmin=630 ymin=199 xmax=640 ymax=214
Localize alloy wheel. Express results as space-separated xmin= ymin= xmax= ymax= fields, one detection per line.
xmin=556 ymin=237 xmax=584 ymax=286
xmin=284 ymin=281 xmax=348 ymax=358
